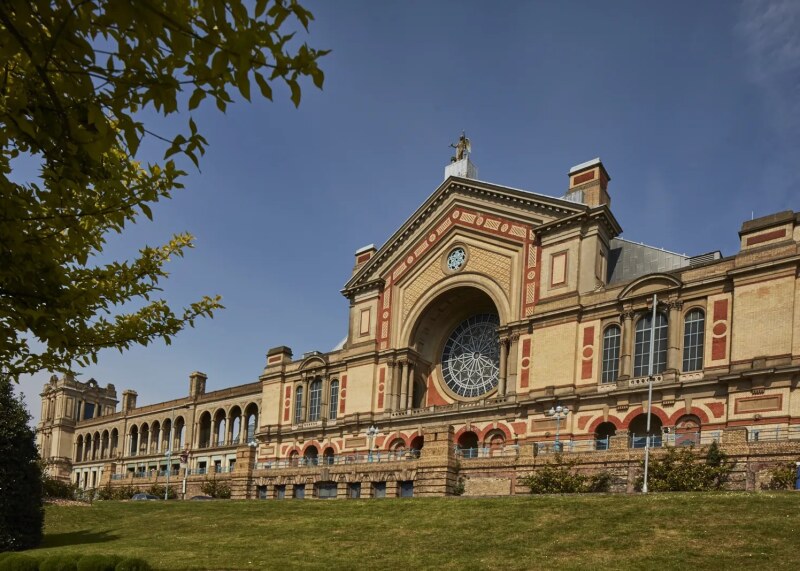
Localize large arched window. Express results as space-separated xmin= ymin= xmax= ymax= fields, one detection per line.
xmin=294 ymin=386 xmax=304 ymax=424
xmin=601 ymin=325 xmax=621 ymax=383
xmin=328 ymin=380 xmax=339 ymax=421
xmin=682 ymin=309 xmax=705 ymax=372
xmin=633 ymin=312 xmax=668 ymax=377
xmin=308 ymin=379 xmax=322 ymax=422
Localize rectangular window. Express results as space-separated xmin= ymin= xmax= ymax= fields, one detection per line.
xmin=293 ymin=484 xmax=305 ymax=499
xmin=83 ymin=402 xmax=95 ymax=419
xmin=214 ymin=460 xmax=222 ymax=473
xmin=372 ymin=482 xmax=386 ymax=498
xmin=198 ymin=461 xmax=207 ymax=475
xmin=257 ymin=485 xmax=267 ymax=499
xmin=275 ymin=485 xmax=285 ymax=499
xmin=317 ymin=482 xmax=337 ymax=499
xmin=228 ymin=459 xmax=236 ymax=471
xmin=348 ymin=482 xmax=361 ymax=499
xmin=399 ymin=481 xmax=414 ymax=498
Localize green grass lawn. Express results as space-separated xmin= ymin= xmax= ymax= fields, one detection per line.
xmin=23 ymin=493 xmax=800 ymax=570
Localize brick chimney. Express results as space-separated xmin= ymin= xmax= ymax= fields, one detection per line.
xmin=564 ymin=158 xmax=611 ymax=208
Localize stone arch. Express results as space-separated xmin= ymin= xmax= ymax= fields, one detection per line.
xmin=229 ymin=405 xmax=243 ymax=444
xmin=128 ymin=425 xmax=138 ymax=456
xmin=150 ymin=421 xmax=161 ymax=454
xmin=197 ymin=411 xmax=212 ymax=448
xmin=110 ymin=428 xmax=119 ymax=456
xmin=668 ymin=406 xmax=710 ymax=426
xmin=483 ymin=429 xmax=506 ymax=455
xmin=244 ymin=402 xmax=259 ymax=443
xmin=139 ymin=423 xmax=149 ymax=455
xmin=388 ymin=437 xmax=407 ymax=452
xmin=75 ymin=435 xmax=84 ymax=462
xmin=628 ymin=413 xmax=663 ymax=449
xmin=586 ymin=415 xmax=623 ymax=434
xmin=594 ymin=421 xmax=617 ymax=450
xmin=457 ymin=430 xmax=479 ymax=450
xmin=101 ymin=430 xmax=109 ymax=459
xmin=621 ymin=407 xmax=669 ymax=429
xmin=213 ymin=408 xmax=226 ymax=446
xmin=400 ymin=276 xmax=511 ymax=353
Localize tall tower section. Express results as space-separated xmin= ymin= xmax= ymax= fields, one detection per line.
xmin=37 ymin=374 xmax=118 ymax=481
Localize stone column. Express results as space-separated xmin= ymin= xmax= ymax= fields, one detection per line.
xmin=667 ymin=300 xmax=683 ymax=372
xmin=393 ymin=361 xmax=402 ymax=410
xmin=498 ymin=336 xmax=510 ymax=396
xmin=225 ymin=412 xmax=232 ymax=445
xmin=386 ymin=360 xmax=396 ymax=411
xmin=619 ymin=310 xmax=634 ymax=378
xmin=301 ymin=376 xmax=309 ymax=423
xmin=398 ymin=361 xmax=408 ymax=411
xmin=321 ymin=375 xmax=330 ymax=420
xmin=405 ymin=362 xmax=415 ymax=410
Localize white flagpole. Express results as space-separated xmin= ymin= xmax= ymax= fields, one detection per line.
xmin=642 ymin=293 xmax=657 ymax=494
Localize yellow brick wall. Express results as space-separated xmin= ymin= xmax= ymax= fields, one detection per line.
xmin=731 ymin=276 xmax=795 ymax=361
xmin=531 ymin=321 xmax=578 ymax=388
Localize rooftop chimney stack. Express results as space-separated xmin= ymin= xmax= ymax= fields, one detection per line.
xmin=564 ymin=158 xmax=611 ymax=208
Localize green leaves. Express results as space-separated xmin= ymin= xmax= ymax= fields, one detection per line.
xmin=0 ymin=0 xmax=326 ymax=380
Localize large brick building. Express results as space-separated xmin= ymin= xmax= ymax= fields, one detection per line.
xmin=36 ymin=152 xmax=800 ymax=498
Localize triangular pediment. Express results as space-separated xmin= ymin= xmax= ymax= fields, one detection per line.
xmin=342 ymin=176 xmax=591 ymax=297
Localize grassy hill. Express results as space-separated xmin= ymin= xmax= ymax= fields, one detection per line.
xmin=20 ymin=493 xmax=800 ymax=570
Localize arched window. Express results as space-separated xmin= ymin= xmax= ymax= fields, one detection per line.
xmin=601 ymin=325 xmax=621 ymax=383
xmin=294 ymin=386 xmax=304 ymax=424
xmin=633 ymin=312 xmax=668 ymax=377
xmin=308 ymin=379 xmax=322 ymax=422
xmin=129 ymin=426 xmax=138 ymax=456
xmin=682 ymin=309 xmax=705 ymax=372
xmin=244 ymin=404 xmax=258 ymax=443
xmin=328 ymin=380 xmax=339 ymax=421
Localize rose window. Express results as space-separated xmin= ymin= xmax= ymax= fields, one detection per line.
xmin=441 ymin=313 xmax=500 ymax=398
xmin=446 ymin=247 xmax=466 ymax=271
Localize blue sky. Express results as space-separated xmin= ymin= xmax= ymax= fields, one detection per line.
xmin=17 ymin=1 xmax=800 ymax=423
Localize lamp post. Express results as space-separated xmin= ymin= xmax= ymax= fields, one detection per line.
xmin=546 ymin=405 xmax=569 ymax=452
xmin=164 ymin=404 xmax=190 ymax=500
xmin=366 ymin=425 xmax=379 ymax=462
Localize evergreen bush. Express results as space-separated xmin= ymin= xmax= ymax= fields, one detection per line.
xmin=40 ymin=554 xmax=80 ymax=571
xmin=761 ymin=463 xmax=797 ymax=490
xmin=636 ymin=442 xmax=733 ymax=492
xmin=43 ymin=476 xmax=79 ymax=500
xmin=0 ymin=553 xmax=39 ymax=571
xmin=0 ymin=377 xmax=44 ymax=551
xmin=521 ymin=454 xmax=612 ymax=494
xmin=115 ymin=557 xmax=153 ymax=571
xmin=76 ymin=554 xmax=122 ymax=571
xmin=201 ymin=477 xmax=231 ymax=499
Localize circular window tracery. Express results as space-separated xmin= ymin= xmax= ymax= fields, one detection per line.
xmin=441 ymin=313 xmax=500 ymax=398
xmin=446 ymin=247 xmax=467 ymax=271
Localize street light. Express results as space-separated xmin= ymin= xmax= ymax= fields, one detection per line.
xmin=366 ymin=425 xmax=379 ymax=462
xmin=545 ymin=405 xmax=569 ymax=452
xmin=164 ymin=404 xmax=190 ymax=500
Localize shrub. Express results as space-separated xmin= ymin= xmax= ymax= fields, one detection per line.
xmin=43 ymin=476 xmax=79 ymax=500
xmin=40 ymin=554 xmax=80 ymax=571
xmin=147 ymin=484 xmax=177 ymax=500
xmin=521 ymin=454 xmax=612 ymax=494
xmin=115 ymin=557 xmax=153 ymax=571
xmin=452 ymin=477 xmax=466 ymax=496
xmin=0 ymin=377 xmax=44 ymax=551
xmin=0 ymin=553 xmax=39 ymax=571
xmin=77 ymin=555 xmax=122 ymax=571
xmin=201 ymin=477 xmax=231 ymax=499
xmin=636 ymin=442 xmax=733 ymax=492
xmin=761 ymin=463 xmax=797 ymax=491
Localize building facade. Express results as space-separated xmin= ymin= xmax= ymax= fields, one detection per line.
xmin=37 ymin=155 xmax=800 ymax=498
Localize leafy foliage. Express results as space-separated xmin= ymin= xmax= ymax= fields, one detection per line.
xmin=0 ymin=378 xmax=44 ymax=551
xmin=200 ymin=476 xmax=231 ymax=498
xmin=0 ymin=0 xmax=328 ymax=379
xmin=146 ymin=483 xmax=177 ymax=499
xmin=636 ymin=442 xmax=733 ymax=492
xmin=39 ymin=555 xmax=80 ymax=571
xmin=0 ymin=553 xmax=39 ymax=571
xmin=43 ymin=473 xmax=79 ymax=500
xmin=76 ymin=555 xmax=123 ymax=571
xmin=761 ymin=463 xmax=797 ymax=491
xmin=114 ymin=558 xmax=152 ymax=571
xmin=521 ymin=454 xmax=612 ymax=494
